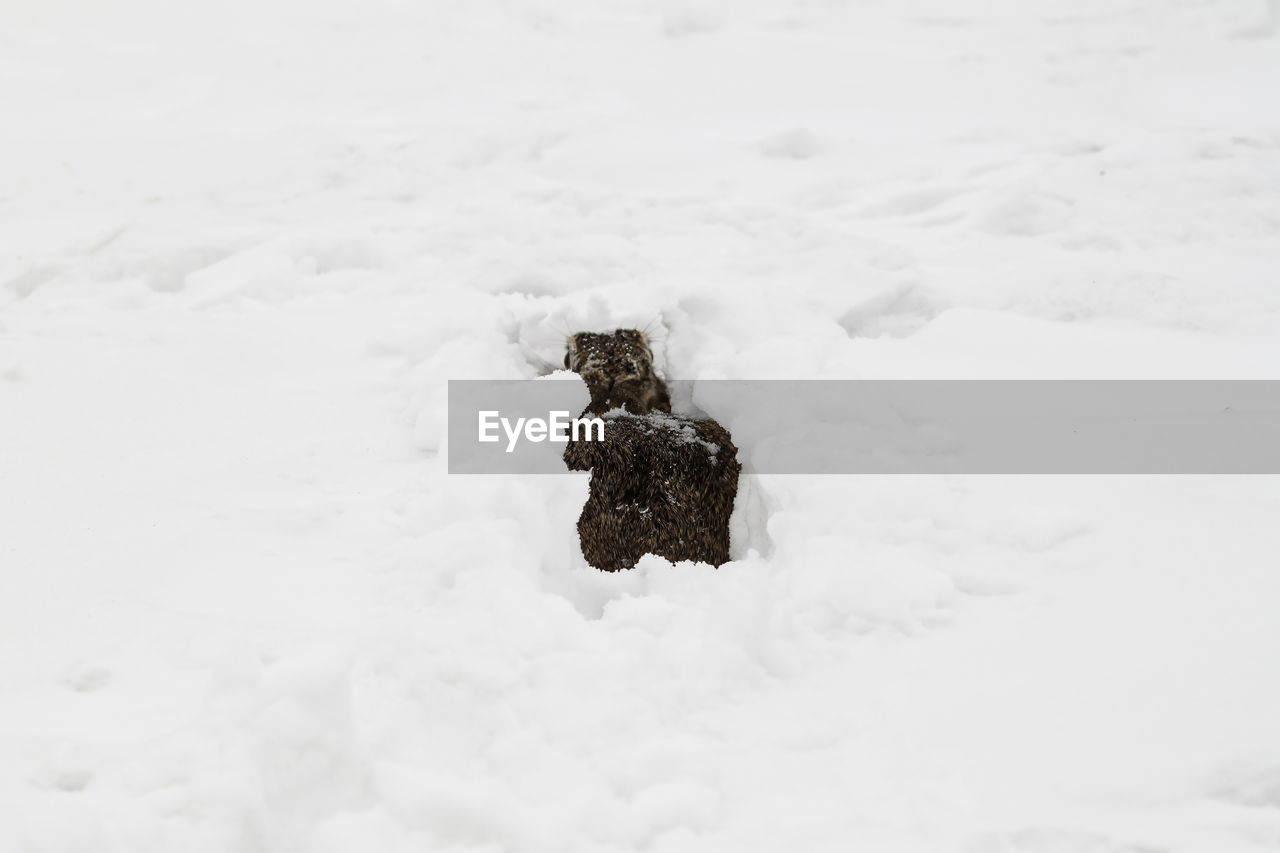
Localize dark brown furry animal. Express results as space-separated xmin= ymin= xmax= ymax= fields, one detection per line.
xmin=563 ymin=330 xmax=740 ymax=571
xmin=565 ymin=330 xmax=672 ymax=416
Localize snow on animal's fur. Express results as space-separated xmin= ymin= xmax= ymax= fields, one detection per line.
xmin=563 ymin=330 xmax=740 ymax=571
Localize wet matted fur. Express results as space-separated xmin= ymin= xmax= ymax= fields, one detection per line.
xmin=563 ymin=330 xmax=740 ymax=571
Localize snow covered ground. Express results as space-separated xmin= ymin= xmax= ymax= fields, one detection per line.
xmin=3 ymin=0 xmax=1279 ymax=850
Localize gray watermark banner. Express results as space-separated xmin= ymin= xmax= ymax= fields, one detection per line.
xmin=447 ymin=380 xmax=1280 ymax=474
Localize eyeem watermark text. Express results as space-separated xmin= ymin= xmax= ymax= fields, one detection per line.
xmin=478 ymin=410 xmax=605 ymax=453
xmin=452 ymin=380 xmax=1280 ymax=473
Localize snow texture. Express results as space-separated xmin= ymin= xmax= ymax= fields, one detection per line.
xmin=2 ymin=1 xmax=1279 ymax=851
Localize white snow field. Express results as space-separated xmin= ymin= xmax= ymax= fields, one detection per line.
xmin=3 ymin=0 xmax=1280 ymax=851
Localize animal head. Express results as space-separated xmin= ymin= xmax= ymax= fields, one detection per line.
xmin=565 ymin=329 xmax=653 ymax=378
xmin=565 ymin=329 xmax=670 ymax=415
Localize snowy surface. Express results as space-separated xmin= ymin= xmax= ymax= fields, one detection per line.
xmin=3 ymin=1 xmax=1280 ymax=851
